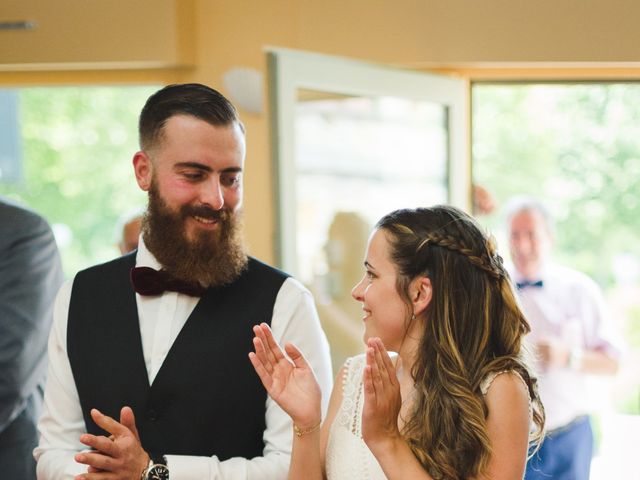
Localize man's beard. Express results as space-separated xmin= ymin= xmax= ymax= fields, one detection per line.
xmin=142 ymin=184 xmax=248 ymax=288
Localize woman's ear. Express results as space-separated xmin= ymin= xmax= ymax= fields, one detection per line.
xmin=411 ymin=276 xmax=432 ymax=317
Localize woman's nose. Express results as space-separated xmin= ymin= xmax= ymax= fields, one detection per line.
xmin=351 ymin=277 xmax=365 ymax=302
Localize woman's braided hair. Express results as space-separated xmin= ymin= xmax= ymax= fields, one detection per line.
xmin=415 ymin=230 xmax=505 ymax=280
xmin=376 ymin=206 xmax=544 ymax=480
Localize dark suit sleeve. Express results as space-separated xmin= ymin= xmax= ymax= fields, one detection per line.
xmin=0 ymin=204 xmax=64 ymax=432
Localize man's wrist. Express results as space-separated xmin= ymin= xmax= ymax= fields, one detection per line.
xmin=141 ymin=453 xmax=169 ymax=480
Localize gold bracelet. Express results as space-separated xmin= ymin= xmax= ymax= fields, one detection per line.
xmin=293 ymin=421 xmax=321 ymax=437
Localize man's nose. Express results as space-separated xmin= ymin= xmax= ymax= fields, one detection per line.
xmin=200 ymin=177 xmax=224 ymax=210
xmin=511 ymin=234 xmax=530 ymax=253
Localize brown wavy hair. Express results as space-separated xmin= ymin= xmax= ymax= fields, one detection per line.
xmin=376 ymin=205 xmax=544 ymax=480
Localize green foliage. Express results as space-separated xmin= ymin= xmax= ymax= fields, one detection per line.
xmin=473 ymin=84 xmax=640 ymax=286
xmin=473 ymin=83 xmax=640 ymax=418
xmin=0 ymin=86 xmax=158 ymax=277
xmin=624 ymin=305 xmax=640 ymax=351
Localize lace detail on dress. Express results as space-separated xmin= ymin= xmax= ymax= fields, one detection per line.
xmin=326 ymin=354 xmax=387 ymax=480
xmin=336 ymin=355 xmax=366 ymax=435
xmin=480 ymin=370 xmax=533 ymax=420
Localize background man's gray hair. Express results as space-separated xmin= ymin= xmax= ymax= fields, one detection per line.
xmin=503 ymin=195 xmax=555 ymax=236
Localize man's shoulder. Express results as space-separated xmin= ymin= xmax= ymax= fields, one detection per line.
xmin=0 ymin=197 xmax=49 ymax=233
xmin=548 ymin=263 xmax=596 ymax=285
xmin=547 ymin=263 xmax=603 ymax=297
xmin=75 ymin=251 xmax=137 ymax=279
xmin=246 ymin=256 xmax=291 ymax=280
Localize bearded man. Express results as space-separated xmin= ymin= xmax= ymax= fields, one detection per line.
xmin=35 ymin=84 xmax=333 ymax=480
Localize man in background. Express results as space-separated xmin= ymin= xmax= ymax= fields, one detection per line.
xmin=505 ymin=195 xmax=621 ymax=480
xmin=116 ymin=209 xmax=143 ymax=254
xmin=35 ymin=83 xmax=332 ymax=480
xmin=0 ymin=197 xmax=63 ymax=479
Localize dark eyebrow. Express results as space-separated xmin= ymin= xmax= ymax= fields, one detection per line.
xmin=174 ymin=162 xmax=242 ymax=174
xmin=364 ymin=260 xmax=376 ymax=271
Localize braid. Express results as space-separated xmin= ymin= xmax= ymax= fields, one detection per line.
xmin=417 ymin=231 xmax=503 ymax=280
xmin=377 ymin=206 xmax=545 ymax=479
xmin=376 ymin=205 xmax=544 ymax=480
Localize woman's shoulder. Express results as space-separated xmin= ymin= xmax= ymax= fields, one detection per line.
xmin=481 ymin=370 xmax=532 ymax=423
xmin=341 ymin=353 xmax=367 ymax=381
xmin=480 ymin=370 xmax=528 ymax=396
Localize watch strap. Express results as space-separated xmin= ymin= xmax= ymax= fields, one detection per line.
xmin=141 ymin=453 xmax=169 ymax=480
xmin=149 ymin=453 xmax=167 ymax=466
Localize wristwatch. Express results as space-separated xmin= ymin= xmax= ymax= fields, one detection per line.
xmin=141 ymin=453 xmax=169 ymax=480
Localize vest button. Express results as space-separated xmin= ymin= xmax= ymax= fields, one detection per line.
xmin=148 ymin=409 xmax=158 ymax=421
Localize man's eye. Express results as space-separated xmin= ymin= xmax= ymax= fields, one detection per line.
xmin=183 ymin=172 xmax=203 ymax=181
xmin=221 ymin=174 xmax=241 ymax=187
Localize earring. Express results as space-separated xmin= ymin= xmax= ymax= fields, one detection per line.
xmin=411 ymin=313 xmax=416 ymax=321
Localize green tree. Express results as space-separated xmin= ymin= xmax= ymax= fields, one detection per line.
xmin=473 ymin=84 xmax=640 ymax=285
xmin=473 ymin=83 xmax=640 ymax=416
xmin=0 ymin=86 xmax=158 ymax=277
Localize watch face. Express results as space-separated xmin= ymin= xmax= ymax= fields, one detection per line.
xmin=147 ymin=464 xmax=169 ymax=480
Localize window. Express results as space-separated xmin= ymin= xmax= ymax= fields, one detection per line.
xmin=0 ymin=85 xmax=159 ymax=276
xmin=473 ymin=82 xmax=640 ymax=478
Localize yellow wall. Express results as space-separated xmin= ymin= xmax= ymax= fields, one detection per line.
xmin=2 ymin=0 xmax=640 ymax=262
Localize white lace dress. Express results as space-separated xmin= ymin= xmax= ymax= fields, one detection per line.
xmin=326 ymin=354 xmax=385 ymax=480
xmin=324 ymin=354 xmax=530 ymax=480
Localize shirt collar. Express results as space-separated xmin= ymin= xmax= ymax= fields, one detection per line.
xmin=135 ymin=236 xmax=162 ymax=270
xmin=510 ymin=261 xmax=551 ymax=284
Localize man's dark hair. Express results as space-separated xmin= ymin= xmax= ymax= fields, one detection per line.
xmin=139 ymin=83 xmax=243 ymax=150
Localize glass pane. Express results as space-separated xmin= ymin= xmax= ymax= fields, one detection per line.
xmin=0 ymin=85 xmax=158 ymax=277
xmin=472 ymin=82 xmax=640 ymax=480
xmin=294 ymin=89 xmax=448 ymax=368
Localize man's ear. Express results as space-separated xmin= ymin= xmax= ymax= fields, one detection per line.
xmin=411 ymin=276 xmax=432 ymax=317
xmin=133 ymin=151 xmax=152 ymax=191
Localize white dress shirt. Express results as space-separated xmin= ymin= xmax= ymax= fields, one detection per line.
xmin=510 ymin=262 xmax=621 ymax=430
xmin=35 ymin=239 xmax=333 ymax=479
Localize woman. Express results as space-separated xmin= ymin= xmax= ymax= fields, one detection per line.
xmin=250 ymin=206 xmax=545 ymax=479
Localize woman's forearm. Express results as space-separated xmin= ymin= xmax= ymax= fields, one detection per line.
xmin=287 ymin=427 xmax=324 ymax=480
xmin=369 ymin=437 xmax=434 ymax=480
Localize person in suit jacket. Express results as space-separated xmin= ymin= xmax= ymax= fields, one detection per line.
xmin=0 ymin=197 xmax=64 ymax=479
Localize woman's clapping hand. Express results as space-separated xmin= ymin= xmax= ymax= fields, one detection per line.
xmin=249 ymin=323 xmax=322 ymax=429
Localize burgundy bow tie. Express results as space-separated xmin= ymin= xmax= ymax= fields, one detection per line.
xmin=130 ymin=267 xmax=207 ymax=297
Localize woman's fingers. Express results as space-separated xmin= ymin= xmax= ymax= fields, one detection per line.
xmin=253 ymin=325 xmax=279 ymax=366
xmin=363 ymin=363 xmax=376 ymax=398
xmin=366 ymin=346 xmax=384 ymax=397
xmin=372 ymin=339 xmax=395 ymax=388
xmin=248 ymin=351 xmax=273 ymax=389
xmin=252 ymin=330 xmax=273 ymax=371
xmin=376 ymin=339 xmax=398 ymax=386
xmin=259 ymin=323 xmax=286 ymax=362
xmin=284 ymin=342 xmax=308 ymax=370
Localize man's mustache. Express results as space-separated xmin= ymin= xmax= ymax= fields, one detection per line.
xmin=181 ymin=205 xmax=229 ymax=221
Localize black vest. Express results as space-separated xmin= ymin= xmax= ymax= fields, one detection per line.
xmin=67 ymin=253 xmax=288 ymax=459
